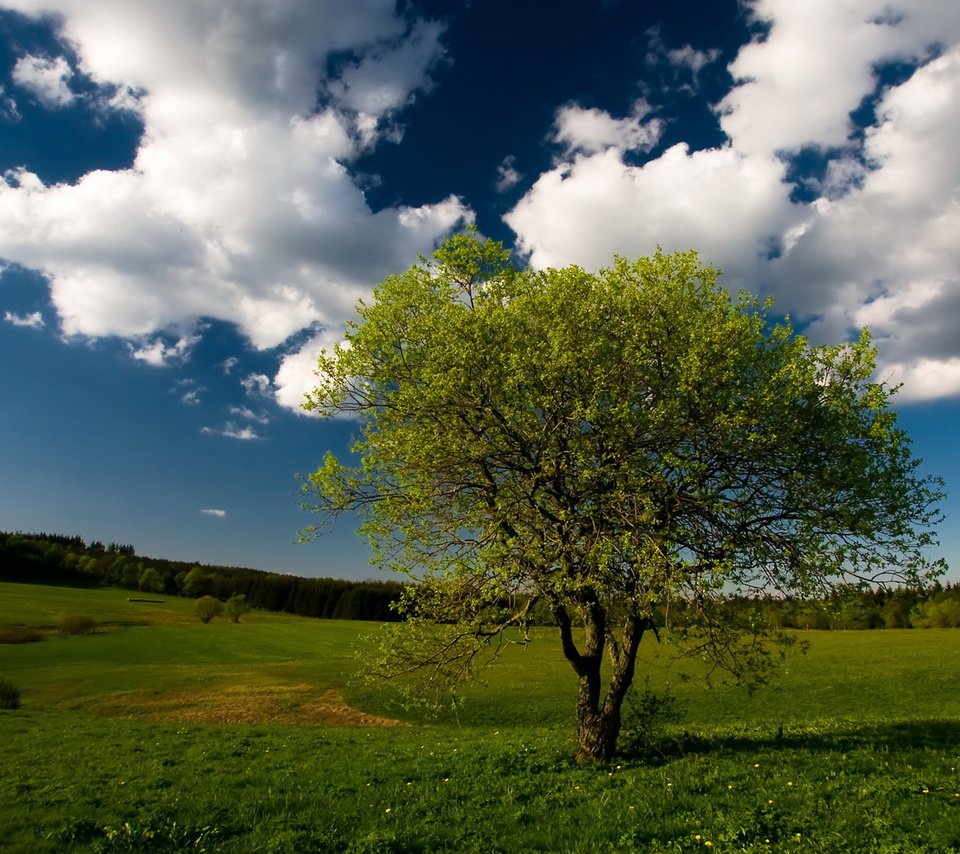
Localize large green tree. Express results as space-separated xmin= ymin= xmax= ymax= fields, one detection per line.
xmin=302 ymin=233 xmax=945 ymax=762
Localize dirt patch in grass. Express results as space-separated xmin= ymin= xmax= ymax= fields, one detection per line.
xmin=94 ymin=683 xmax=408 ymax=727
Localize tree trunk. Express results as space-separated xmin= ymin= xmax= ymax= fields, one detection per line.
xmin=557 ymin=601 xmax=648 ymax=763
xmin=576 ymin=702 xmax=622 ymax=762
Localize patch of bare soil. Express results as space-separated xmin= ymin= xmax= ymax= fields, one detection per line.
xmin=94 ymin=683 xmax=407 ymax=727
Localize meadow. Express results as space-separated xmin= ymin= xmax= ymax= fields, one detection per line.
xmin=2 ymin=581 xmax=960 ymax=852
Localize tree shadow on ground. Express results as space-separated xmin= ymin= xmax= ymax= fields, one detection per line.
xmin=626 ymin=719 xmax=960 ymax=764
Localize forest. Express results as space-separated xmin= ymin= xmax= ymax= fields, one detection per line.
xmin=0 ymin=531 xmax=403 ymax=622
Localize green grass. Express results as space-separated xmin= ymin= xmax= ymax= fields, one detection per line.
xmin=3 ymin=582 xmax=960 ymax=852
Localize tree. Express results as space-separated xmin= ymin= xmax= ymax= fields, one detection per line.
xmin=138 ymin=566 xmax=164 ymax=593
xmin=301 ymin=233 xmax=945 ymax=762
xmin=224 ymin=593 xmax=250 ymax=623
xmin=195 ymin=595 xmax=223 ymax=624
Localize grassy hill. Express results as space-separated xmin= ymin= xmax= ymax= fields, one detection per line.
xmin=3 ymin=582 xmax=960 ymax=851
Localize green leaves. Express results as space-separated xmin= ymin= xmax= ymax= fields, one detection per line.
xmin=301 ymin=231 xmax=946 ymax=734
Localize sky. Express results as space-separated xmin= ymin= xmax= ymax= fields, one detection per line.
xmin=1 ymin=0 xmax=959 ymax=581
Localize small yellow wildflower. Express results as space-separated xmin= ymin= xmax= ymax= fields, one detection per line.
xmin=385 ymin=808 xmax=392 ymax=814
xmin=787 ymin=781 xmax=793 ymax=787
xmin=705 ymin=842 xmax=713 ymax=848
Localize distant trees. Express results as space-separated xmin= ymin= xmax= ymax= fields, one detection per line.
xmin=225 ymin=594 xmax=249 ymax=623
xmin=0 ymin=530 xmax=405 ymax=622
xmin=195 ymin=596 xmax=224 ymax=623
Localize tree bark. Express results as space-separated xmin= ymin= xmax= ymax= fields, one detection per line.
xmin=557 ymin=602 xmax=648 ymax=763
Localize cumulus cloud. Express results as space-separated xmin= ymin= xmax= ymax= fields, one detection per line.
xmin=0 ymin=1 xmax=470 ymax=367
xmin=325 ymin=18 xmax=447 ymax=136
xmin=3 ymin=309 xmax=44 ymax=328
xmin=506 ymin=143 xmax=797 ymax=282
xmin=507 ymin=0 xmax=960 ymax=402
xmin=200 ymin=508 xmax=226 ymax=517
xmin=11 ymin=53 xmax=75 ymax=107
xmin=274 ymin=326 xmax=352 ymax=414
xmin=551 ymin=100 xmax=662 ymax=157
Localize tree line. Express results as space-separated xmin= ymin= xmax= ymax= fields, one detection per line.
xmin=4 ymin=530 xmax=954 ymax=630
xmin=0 ymin=531 xmax=403 ymax=622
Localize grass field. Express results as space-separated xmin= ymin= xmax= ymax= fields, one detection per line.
xmin=2 ymin=582 xmax=960 ymax=852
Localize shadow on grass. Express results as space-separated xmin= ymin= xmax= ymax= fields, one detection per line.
xmin=627 ymin=719 xmax=960 ymax=763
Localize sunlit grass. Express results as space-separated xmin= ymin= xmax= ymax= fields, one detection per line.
xmin=3 ymin=582 xmax=960 ymax=851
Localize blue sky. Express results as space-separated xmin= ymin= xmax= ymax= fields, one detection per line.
xmin=1 ymin=0 xmax=959 ymax=580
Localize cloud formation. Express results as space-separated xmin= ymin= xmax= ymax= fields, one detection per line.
xmin=507 ymin=0 xmax=960 ymax=402
xmin=201 ymin=422 xmax=262 ymax=441
xmin=3 ymin=309 xmax=44 ymax=328
xmin=11 ymin=53 xmax=74 ymax=107
xmin=200 ymin=508 xmax=226 ymax=518
xmin=0 ymin=1 xmax=470 ymax=401
xmin=552 ymin=100 xmax=662 ymax=157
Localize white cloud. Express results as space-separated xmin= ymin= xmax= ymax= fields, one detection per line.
xmin=507 ymin=0 xmax=960 ymax=403
xmin=666 ymin=45 xmax=722 ymax=77
xmin=274 ymin=327 xmax=351 ymax=414
xmin=506 ymin=144 xmax=797 ymax=281
xmin=495 ymin=155 xmax=522 ymax=193
xmin=3 ymin=309 xmax=44 ymax=328
xmin=644 ymin=26 xmax=722 ymax=93
xmin=326 ymin=18 xmax=446 ymax=125
xmin=229 ymin=405 xmax=270 ymax=424
xmin=129 ymin=331 xmax=202 ymax=366
xmin=552 ymin=100 xmax=662 ymax=156
xmin=222 ymin=356 xmax=239 ymax=374
xmin=200 ymin=508 xmax=226 ymax=517
xmin=11 ymin=54 xmax=75 ymax=107
xmin=201 ymin=422 xmax=262 ymax=441
xmin=0 ymin=85 xmax=19 ymax=120
xmin=767 ymin=43 xmax=960 ymax=393
xmin=181 ymin=388 xmax=202 ymax=406
xmin=718 ymin=0 xmax=960 ymax=158
xmin=0 ymin=1 xmax=471 ymax=366
xmin=241 ymin=372 xmax=272 ymax=397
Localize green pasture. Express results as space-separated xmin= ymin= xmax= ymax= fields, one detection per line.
xmin=3 ymin=582 xmax=960 ymax=852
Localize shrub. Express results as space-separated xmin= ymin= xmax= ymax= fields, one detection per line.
xmin=0 ymin=677 xmax=21 ymax=710
xmin=58 ymin=614 xmax=98 ymax=636
xmin=195 ymin=595 xmax=223 ymax=623
xmin=618 ymin=679 xmax=682 ymax=757
xmin=0 ymin=626 xmax=43 ymax=644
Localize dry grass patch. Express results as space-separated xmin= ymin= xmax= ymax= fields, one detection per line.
xmin=94 ymin=683 xmax=408 ymax=727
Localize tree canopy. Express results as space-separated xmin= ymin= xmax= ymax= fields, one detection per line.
xmin=302 ymin=232 xmax=945 ymax=761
